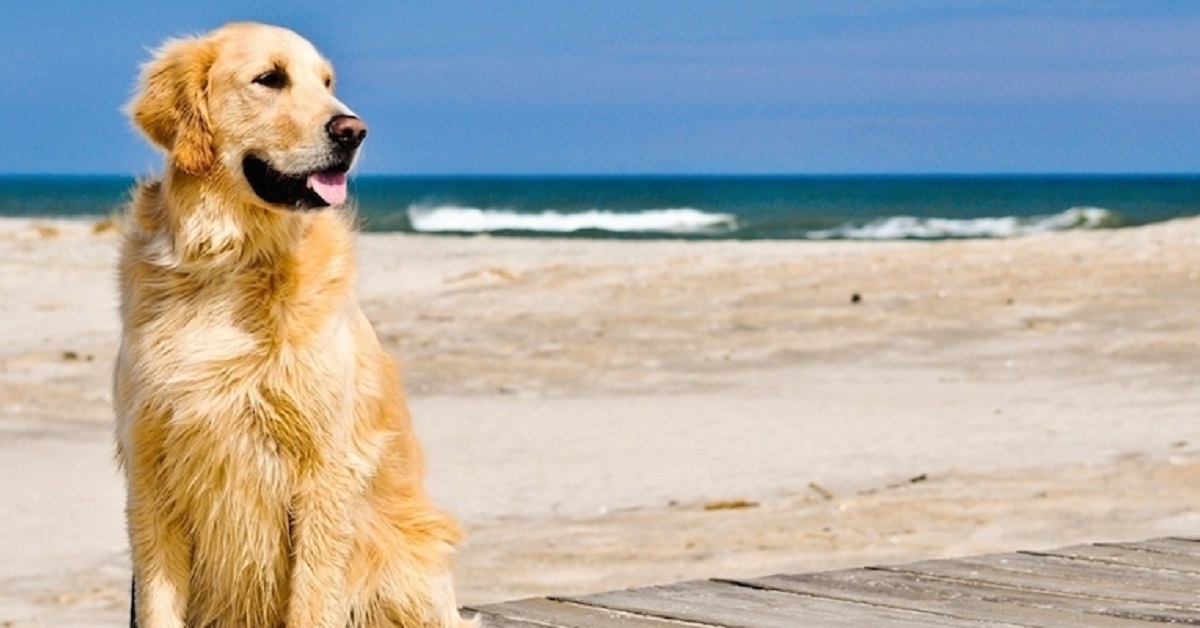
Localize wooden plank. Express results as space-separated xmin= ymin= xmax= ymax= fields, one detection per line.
xmin=885 ymin=552 xmax=1200 ymax=609
xmin=966 ymin=551 xmax=1200 ymax=594
xmin=735 ymin=568 xmax=1192 ymax=626
xmin=469 ymin=597 xmax=698 ymax=627
xmin=1117 ymin=537 xmax=1200 ymax=557
xmin=560 ymin=578 xmax=1001 ymax=627
xmin=1029 ymin=543 xmax=1200 ymax=574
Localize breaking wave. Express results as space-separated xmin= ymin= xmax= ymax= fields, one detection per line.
xmin=401 ymin=203 xmax=1129 ymax=240
xmin=806 ymin=207 xmax=1123 ymax=240
xmin=406 ymin=205 xmax=738 ymax=235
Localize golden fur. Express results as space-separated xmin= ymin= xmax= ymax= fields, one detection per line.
xmin=114 ymin=22 xmax=472 ymax=627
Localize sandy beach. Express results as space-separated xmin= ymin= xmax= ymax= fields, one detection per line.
xmin=2 ymin=216 xmax=1199 ymax=626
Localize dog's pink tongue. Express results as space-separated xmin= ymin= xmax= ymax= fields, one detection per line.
xmin=308 ymin=171 xmax=348 ymax=206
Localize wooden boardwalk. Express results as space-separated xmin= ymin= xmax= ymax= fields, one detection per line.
xmin=468 ymin=537 xmax=1200 ymax=627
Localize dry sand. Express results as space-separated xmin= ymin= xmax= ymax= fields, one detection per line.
xmin=1 ymin=216 xmax=1199 ymax=625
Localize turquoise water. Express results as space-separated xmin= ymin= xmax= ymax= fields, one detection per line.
xmin=2 ymin=174 xmax=1198 ymax=240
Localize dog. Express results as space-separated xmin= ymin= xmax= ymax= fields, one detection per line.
xmin=114 ymin=22 xmax=474 ymax=627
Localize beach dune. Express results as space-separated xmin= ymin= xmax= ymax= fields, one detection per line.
xmin=1 ymin=217 xmax=1199 ymax=625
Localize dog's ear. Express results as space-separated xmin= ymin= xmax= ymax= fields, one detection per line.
xmin=128 ymin=37 xmax=218 ymax=176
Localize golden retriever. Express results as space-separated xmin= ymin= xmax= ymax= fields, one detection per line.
xmin=115 ymin=22 xmax=473 ymax=627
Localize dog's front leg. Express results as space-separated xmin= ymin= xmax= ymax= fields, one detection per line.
xmin=126 ymin=447 xmax=192 ymax=627
xmin=287 ymin=469 xmax=354 ymax=627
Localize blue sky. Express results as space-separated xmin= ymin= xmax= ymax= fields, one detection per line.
xmin=4 ymin=1 xmax=1200 ymax=175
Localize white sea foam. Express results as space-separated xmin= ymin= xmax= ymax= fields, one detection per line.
xmin=806 ymin=207 xmax=1118 ymax=240
xmin=407 ymin=205 xmax=738 ymax=234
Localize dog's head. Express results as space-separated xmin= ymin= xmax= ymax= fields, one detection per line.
xmin=129 ymin=22 xmax=366 ymax=211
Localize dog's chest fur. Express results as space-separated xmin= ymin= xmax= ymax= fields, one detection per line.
xmin=116 ymin=186 xmax=365 ymax=501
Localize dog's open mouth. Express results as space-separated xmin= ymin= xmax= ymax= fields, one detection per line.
xmin=242 ymin=156 xmax=350 ymax=210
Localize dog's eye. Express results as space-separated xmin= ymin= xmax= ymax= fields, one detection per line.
xmin=252 ymin=70 xmax=287 ymax=89
xmin=324 ymin=77 xmax=332 ymax=89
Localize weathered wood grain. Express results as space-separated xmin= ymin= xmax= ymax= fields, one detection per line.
xmin=1029 ymin=541 xmax=1200 ymax=574
xmin=470 ymin=596 xmax=698 ymax=627
xmin=470 ymin=540 xmax=1200 ymax=626
xmin=884 ymin=552 xmax=1200 ymax=610
xmin=560 ymin=578 xmax=994 ymax=627
xmin=736 ymin=566 xmax=1194 ymax=626
xmin=473 ymin=540 xmax=1200 ymax=626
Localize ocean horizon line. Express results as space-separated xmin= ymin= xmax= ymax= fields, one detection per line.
xmin=1 ymin=172 xmax=1198 ymax=180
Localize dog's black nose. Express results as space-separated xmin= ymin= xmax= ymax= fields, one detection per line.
xmin=327 ymin=115 xmax=367 ymax=150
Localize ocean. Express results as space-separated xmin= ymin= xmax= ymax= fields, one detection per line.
xmin=2 ymin=174 xmax=1198 ymax=241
